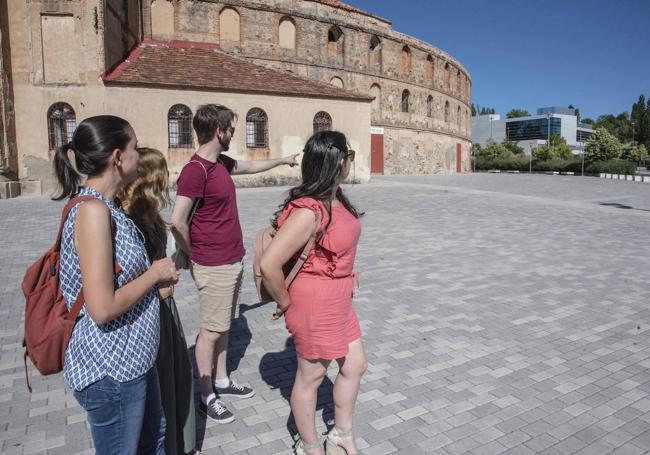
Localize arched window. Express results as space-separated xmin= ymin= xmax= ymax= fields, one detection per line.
xmin=219 ymin=7 xmax=240 ymax=42
xmin=47 ymin=102 xmax=76 ymax=149
xmin=168 ymin=104 xmax=193 ymax=148
xmin=246 ymin=108 xmax=268 ymax=148
xmin=279 ymin=16 xmax=296 ymax=50
xmin=328 ymin=25 xmax=343 ymax=43
xmin=313 ymin=111 xmax=332 ymax=133
xmin=457 ymin=105 xmax=462 ymax=130
xmin=369 ymin=84 xmax=381 ymax=113
xmin=444 ymin=63 xmax=451 ymax=91
xmin=456 ymin=70 xmax=462 ymax=95
xmin=426 ymin=55 xmax=434 ymax=82
xmin=330 ymin=76 xmax=344 ymax=88
xmin=327 ymin=25 xmax=344 ymax=60
xmin=400 ymin=45 xmax=411 ymax=74
xmin=444 ymin=101 xmax=450 ymax=123
xmin=401 ymin=90 xmax=410 ymax=113
xmin=368 ymin=35 xmax=382 ymax=71
xmin=427 ymin=95 xmax=433 ymax=118
xmin=369 ymin=35 xmax=381 ymax=51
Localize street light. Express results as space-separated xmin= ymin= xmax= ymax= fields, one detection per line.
xmin=580 ymin=139 xmax=585 ymax=177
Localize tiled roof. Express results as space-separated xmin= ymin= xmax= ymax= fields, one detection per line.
xmin=103 ymin=39 xmax=371 ymax=102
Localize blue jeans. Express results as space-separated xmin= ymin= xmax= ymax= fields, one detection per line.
xmin=73 ymin=367 xmax=166 ymax=455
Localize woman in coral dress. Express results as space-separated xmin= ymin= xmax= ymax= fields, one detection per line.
xmin=260 ymin=131 xmax=367 ymax=455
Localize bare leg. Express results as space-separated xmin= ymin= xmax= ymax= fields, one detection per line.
xmin=332 ymin=339 xmax=368 ymax=454
xmin=195 ymin=328 xmax=224 ymax=397
xmin=291 ymin=357 xmax=329 ymax=455
xmin=212 ymin=329 xmax=229 ymax=381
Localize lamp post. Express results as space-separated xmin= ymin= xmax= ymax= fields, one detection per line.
xmin=580 ymin=139 xmax=585 ymax=177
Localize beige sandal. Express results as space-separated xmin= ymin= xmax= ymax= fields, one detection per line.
xmin=325 ymin=426 xmax=359 ymax=455
xmin=295 ymin=438 xmax=322 ymax=455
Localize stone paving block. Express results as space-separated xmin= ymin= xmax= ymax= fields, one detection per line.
xmin=2 ymin=175 xmax=650 ymax=453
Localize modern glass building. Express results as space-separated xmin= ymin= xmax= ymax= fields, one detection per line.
xmin=472 ymin=107 xmax=593 ymax=155
xmin=505 ymin=117 xmax=561 ymax=141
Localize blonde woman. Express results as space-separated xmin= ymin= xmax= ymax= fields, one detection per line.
xmin=120 ymin=148 xmax=198 ymax=455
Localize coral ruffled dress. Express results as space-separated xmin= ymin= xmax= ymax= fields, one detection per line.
xmin=276 ymin=197 xmax=362 ymax=360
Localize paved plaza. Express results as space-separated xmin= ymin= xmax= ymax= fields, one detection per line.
xmin=1 ymin=174 xmax=650 ymax=455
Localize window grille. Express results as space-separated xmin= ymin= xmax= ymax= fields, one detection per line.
xmin=246 ymin=108 xmax=268 ymax=148
xmin=313 ymin=111 xmax=332 ymax=133
xmin=47 ymin=102 xmax=76 ymax=149
xmin=168 ymin=104 xmax=193 ymax=148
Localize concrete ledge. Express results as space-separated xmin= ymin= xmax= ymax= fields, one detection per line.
xmin=20 ymin=180 xmax=42 ymax=197
xmin=0 ymin=181 xmax=21 ymax=199
xmin=487 ymin=169 xmax=501 ymax=173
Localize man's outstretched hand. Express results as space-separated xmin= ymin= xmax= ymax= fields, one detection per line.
xmin=283 ymin=153 xmax=300 ymax=167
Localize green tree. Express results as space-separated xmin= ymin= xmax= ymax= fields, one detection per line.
xmin=594 ymin=113 xmax=632 ymax=144
xmin=532 ymin=135 xmax=573 ymax=162
xmin=506 ymin=109 xmax=530 ymax=119
xmin=624 ymin=144 xmax=648 ymax=165
xmin=502 ymin=140 xmax=524 ymax=155
xmin=584 ymin=128 xmax=623 ymax=164
xmin=478 ymin=140 xmax=509 ymax=159
xmin=581 ymin=118 xmax=595 ymax=125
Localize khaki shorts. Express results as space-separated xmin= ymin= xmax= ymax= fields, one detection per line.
xmin=191 ymin=260 xmax=244 ymax=332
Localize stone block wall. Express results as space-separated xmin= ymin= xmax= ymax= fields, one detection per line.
xmin=163 ymin=0 xmax=473 ymax=173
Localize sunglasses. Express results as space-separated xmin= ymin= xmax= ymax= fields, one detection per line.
xmin=346 ymin=149 xmax=356 ymax=162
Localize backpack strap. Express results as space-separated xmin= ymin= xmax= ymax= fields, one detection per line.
xmin=283 ymin=210 xmax=322 ymax=286
xmin=58 ymin=195 xmax=121 ymax=322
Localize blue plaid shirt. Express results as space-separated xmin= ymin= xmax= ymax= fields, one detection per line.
xmin=60 ymin=187 xmax=160 ymax=391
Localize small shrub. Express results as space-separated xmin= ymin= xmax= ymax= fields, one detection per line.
xmin=585 ymin=160 xmax=636 ymax=175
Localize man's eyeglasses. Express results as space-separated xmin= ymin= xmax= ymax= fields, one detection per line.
xmin=346 ymin=149 xmax=356 ymax=162
xmin=227 ymin=126 xmax=236 ymax=135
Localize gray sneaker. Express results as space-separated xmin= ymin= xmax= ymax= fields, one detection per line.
xmin=199 ymin=396 xmax=234 ymax=424
xmin=214 ymin=379 xmax=255 ymax=399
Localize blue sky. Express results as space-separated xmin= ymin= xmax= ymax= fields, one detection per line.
xmin=347 ymin=0 xmax=650 ymax=120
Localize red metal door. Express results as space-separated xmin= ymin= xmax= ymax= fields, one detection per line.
xmin=371 ymin=133 xmax=384 ymax=174
xmin=456 ymin=143 xmax=462 ymax=173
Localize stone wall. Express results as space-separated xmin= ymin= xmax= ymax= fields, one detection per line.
xmin=153 ymin=0 xmax=473 ymax=173
xmin=0 ymin=0 xmax=19 ymax=193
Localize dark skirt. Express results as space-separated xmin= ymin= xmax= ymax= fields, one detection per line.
xmin=156 ymin=296 xmax=196 ymax=455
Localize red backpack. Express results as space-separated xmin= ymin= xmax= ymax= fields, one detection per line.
xmin=21 ymin=195 xmax=119 ymax=392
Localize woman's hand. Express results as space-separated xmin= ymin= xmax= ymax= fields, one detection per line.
xmin=272 ymin=301 xmax=290 ymax=320
xmin=150 ymin=257 xmax=179 ymax=286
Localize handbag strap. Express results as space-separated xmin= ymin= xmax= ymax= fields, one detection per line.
xmin=283 ymin=210 xmax=322 ymax=286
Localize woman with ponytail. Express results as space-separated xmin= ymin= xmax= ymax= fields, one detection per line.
xmin=54 ymin=116 xmax=178 ymax=454
xmin=260 ymin=131 xmax=367 ymax=455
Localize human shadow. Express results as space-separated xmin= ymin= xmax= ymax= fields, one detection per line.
xmin=192 ymin=301 xmax=264 ymax=451
xmin=259 ymin=337 xmax=335 ymax=440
